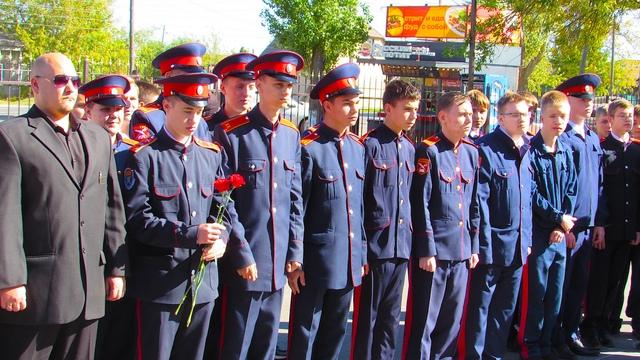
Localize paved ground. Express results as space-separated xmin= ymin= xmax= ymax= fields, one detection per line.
xmin=276 ymin=273 xmax=640 ymax=359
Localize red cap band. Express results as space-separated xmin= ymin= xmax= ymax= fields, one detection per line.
xmin=159 ymin=55 xmax=203 ymax=75
xmin=253 ymin=61 xmax=298 ymax=77
xmin=561 ymin=84 xmax=594 ymax=95
xmin=162 ymin=82 xmax=209 ymax=98
xmin=83 ymin=86 xmax=125 ymax=101
xmin=318 ymin=78 xmax=356 ymax=101
xmin=218 ymin=63 xmax=249 ymax=78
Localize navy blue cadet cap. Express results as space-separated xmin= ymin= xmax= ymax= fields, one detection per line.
xmin=310 ymin=63 xmax=361 ymax=101
xmin=212 ymin=53 xmax=257 ymax=80
xmin=79 ymin=74 xmax=131 ymax=107
xmin=555 ymin=74 xmax=601 ymax=99
xmin=156 ymin=73 xmax=218 ymax=107
xmin=247 ymin=50 xmax=304 ymax=83
xmin=152 ymin=43 xmax=206 ymax=75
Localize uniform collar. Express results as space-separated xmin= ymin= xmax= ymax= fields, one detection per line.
xmin=317 ymin=122 xmax=348 ymax=141
xmin=159 ymin=126 xmax=192 ymax=151
xmin=610 ymin=131 xmax=630 ymax=145
xmin=378 ymin=123 xmax=405 ymax=141
xmin=249 ymin=105 xmax=281 ymax=131
xmin=497 ymin=126 xmax=525 ymax=149
xmin=530 ymin=132 xmax=566 ymax=154
xmin=568 ymin=120 xmax=587 ymax=138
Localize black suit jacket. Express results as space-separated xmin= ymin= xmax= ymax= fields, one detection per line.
xmin=0 ymin=105 xmax=127 ymax=325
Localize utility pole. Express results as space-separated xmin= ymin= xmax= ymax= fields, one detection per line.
xmin=609 ymin=15 xmax=616 ymax=97
xmin=129 ymin=0 xmax=135 ymax=75
xmin=468 ymin=0 xmax=477 ymax=91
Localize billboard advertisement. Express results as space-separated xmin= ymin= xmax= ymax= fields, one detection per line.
xmin=386 ymin=6 xmax=467 ymax=39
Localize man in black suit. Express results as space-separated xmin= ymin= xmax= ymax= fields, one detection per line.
xmin=0 ymin=53 xmax=127 ymax=359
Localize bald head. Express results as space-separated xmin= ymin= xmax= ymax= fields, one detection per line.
xmin=30 ymin=53 xmax=78 ymax=121
xmin=30 ymin=53 xmax=77 ymax=80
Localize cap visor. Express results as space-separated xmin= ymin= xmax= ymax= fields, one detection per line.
xmin=569 ymin=93 xmax=594 ymax=100
xmin=263 ymin=73 xmax=298 ymax=84
xmin=175 ymin=93 xmax=208 ymax=107
xmin=172 ymin=65 xmax=206 ymax=74
xmin=225 ymin=71 xmax=255 ymax=80
xmin=92 ymin=96 xmax=127 ymax=107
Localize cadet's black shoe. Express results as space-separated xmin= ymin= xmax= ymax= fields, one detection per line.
xmin=609 ymin=318 xmax=623 ymax=335
xmin=567 ymin=337 xmax=600 ymax=356
xmin=553 ymin=344 xmax=577 ymax=360
xmin=633 ymin=328 xmax=640 ymax=340
xmin=579 ymin=326 xmax=602 ymax=349
xmin=274 ymin=346 xmax=287 ymax=359
xmin=598 ymin=329 xmax=614 ymax=347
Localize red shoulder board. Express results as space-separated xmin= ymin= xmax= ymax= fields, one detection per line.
xmin=129 ymin=136 xmax=156 ymax=153
xmin=360 ymin=129 xmax=374 ymax=142
xmin=280 ymin=118 xmax=299 ymax=132
xmin=140 ymin=103 xmax=161 ymax=113
xmin=121 ymin=136 xmax=138 ymax=146
xmin=221 ymin=115 xmax=250 ymax=133
xmin=301 ymin=131 xmax=320 ymax=146
xmin=348 ymin=132 xmax=364 ymax=146
xmin=193 ymin=137 xmax=221 ymax=152
xmin=422 ymin=135 xmax=440 ymax=147
xmin=307 ymin=124 xmax=319 ymax=133
xmin=461 ymin=137 xmax=478 ymax=147
xmin=631 ymin=137 xmax=640 ymax=145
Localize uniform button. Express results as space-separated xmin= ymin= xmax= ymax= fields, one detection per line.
xmin=182 ymin=155 xmax=188 ymax=161
xmin=349 ymin=232 xmax=354 ymax=239
xmin=273 ymin=183 xmax=278 ymax=189
xmin=344 ymin=163 xmax=349 ymax=169
xmin=399 ymin=218 xmax=404 ymax=224
xmin=459 ymin=221 xmax=464 ymax=227
xmin=80 ymin=220 xmax=85 ymax=227
xmin=458 ymin=203 xmax=462 ymax=209
xmin=503 ymin=172 xmax=507 ymax=176
xmin=626 ymin=184 xmax=629 ymax=188
xmin=273 ymin=157 xmax=278 ymax=164
xmin=625 ymin=219 xmax=629 ymax=223
xmin=187 ymin=182 xmax=193 ymax=189
xmin=349 ymin=208 xmax=354 ymax=215
xmin=329 ymin=175 xmax=334 ymax=180
xmin=400 ymin=199 xmax=404 ymax=205
xmin=191 ymin=211 xmax=197 ymax=217
xmin=82 ymin=248 xmax=86 ymax=254
xmin=348 ymin=185 xmax=353 ymax=192
xmin=382 ymin=164 xmax=387 ymax=169
xmin=79 ymin=194 xmax=84 ymax=200
xmin=273 ymin=133 xmax=277 ymax=138
xmin=455 ymin=167 xmax=460 ymax=172
xmin=454 ymin=149 xmax=458 ymax=154
xmin=399 ymin=181 xmax=403 ymax=186
xmin=456 ymin=185 xmax=461 ymax=191
xmin=625 ymin=165 xmax=629 ymax=169
xmin=399 ymin=162 xmax=403 ymax=167
xmin=250 ymin=164 xmax=256 ymax=170
xmin=191 ymin=269 xmax=196 ymax=276
xmin=398 ymin=144 xmax=402 ymax=149
xmin=626 ymin=201 xmax=630 ymax=205
xmin=272 ymin=207 xmax=277 ymax=214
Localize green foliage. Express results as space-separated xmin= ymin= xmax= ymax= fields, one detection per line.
xmin=1 ymin=0 xmax=130 ymax=77
xmin=260 ymin=0 xmax=372 ymax=76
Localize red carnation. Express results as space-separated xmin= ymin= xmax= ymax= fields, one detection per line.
xmin=214 ymin=178 xmax=232 ymax=193
xmin=229 ymin=174 xmax=246 ymax=189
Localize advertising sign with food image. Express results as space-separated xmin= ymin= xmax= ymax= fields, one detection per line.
xmin=385 ymin=6 xmax=467 ymax=39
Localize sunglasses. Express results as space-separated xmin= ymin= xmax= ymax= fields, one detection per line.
xmin=36 ymin=74 xmax=81 ymax=88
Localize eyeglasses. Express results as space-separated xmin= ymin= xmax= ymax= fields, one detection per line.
xmin=35 ymin=75 xmax=81 ymax=88
xmin=501 ymin=112 xmax=530 ymax=119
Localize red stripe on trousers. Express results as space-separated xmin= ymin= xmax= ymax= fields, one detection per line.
xmin=401 ymin=259 xmax=414 ymax=360
xmin=287 ymin=292 xmax=297 ymax=358
xmin=518 ymin=262 xmax=530 ymax=359
xmin=456 ymin=266 xmax=474 ymax=359
xmin=349 ymin=285 xmax=362 ymax=360
xmin=217 ymin=286 xmax=229 ymax=358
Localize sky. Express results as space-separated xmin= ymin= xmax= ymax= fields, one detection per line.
xmin=111 ymin=0 xmax=639 ymax=59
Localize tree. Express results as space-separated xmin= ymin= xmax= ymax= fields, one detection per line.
xmin=1 ymin=0 xmax=129 ymax=78
xmin=260 ymin=0 xmax=372 ymax=78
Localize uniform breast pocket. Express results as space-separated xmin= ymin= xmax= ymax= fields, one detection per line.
xmin=371 ymin=158 xmax=397 ymax=187
xmin=438 ymin=170 xmax=455 ymax=193
xmin=316 ymin=169 xmax=342 ymax=200
xmin=283 ymin=159 xmax=296 ymax=187
xmin=153 ymin=185 xmax=181 ymax=213
xmin=201 ymin=183 xmax=214 ymax=214
xmin=239 ymin=159 xmax=266 ymax=189
xmin=460 ymin=170 xmax=474 ymax=191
